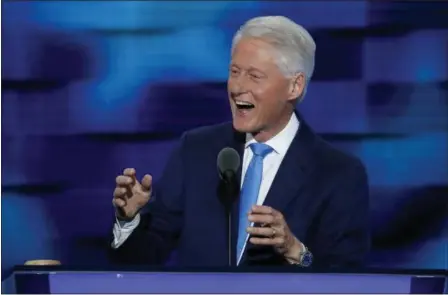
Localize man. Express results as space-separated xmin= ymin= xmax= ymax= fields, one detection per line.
xmin=110 ymin=16 xmax=370 ymax=268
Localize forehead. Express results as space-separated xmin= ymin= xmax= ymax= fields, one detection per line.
xmin=231 ymin=38 xmax=278 ymax=71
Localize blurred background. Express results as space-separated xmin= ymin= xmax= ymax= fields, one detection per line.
xmin=1 ymin=0 xmax=447 ymax=277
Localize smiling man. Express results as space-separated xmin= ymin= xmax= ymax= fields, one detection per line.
xmin=109 ymin=16 xmax=370 ymax=268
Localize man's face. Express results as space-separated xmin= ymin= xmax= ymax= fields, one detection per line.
xmin=227 ymin=38 xmax=303 ymax=139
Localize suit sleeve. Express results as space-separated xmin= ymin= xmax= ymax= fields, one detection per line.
xmin=310 ymin=160 xmax=370 ymax=268
xmin=108 ymin=133 xmax=187 ymax=265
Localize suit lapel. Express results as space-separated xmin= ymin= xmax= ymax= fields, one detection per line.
xmin=262 ymin=114 xmax=318 ymax=215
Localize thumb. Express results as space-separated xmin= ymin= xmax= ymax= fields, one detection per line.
xmin=141 ymin=174 xmax=152 ymax=192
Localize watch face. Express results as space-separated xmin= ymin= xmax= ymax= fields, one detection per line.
xmin=301 ymin=252 xmax=313 ymax=267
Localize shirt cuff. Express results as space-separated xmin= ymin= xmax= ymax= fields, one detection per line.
xmin=116 ymin=213 xmax=141 ymax=229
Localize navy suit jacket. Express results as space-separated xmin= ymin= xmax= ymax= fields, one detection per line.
xmin=109 ymin=115 xmax=370 ymax=268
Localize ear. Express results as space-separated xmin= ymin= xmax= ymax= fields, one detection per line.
xmin=287 ymin=73 xmax=305 ymax=102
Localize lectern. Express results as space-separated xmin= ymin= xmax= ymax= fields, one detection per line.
xmin=4 ymin=266 xmax=447 ymax=294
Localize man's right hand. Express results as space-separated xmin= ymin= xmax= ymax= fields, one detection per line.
xmin=113 ymin=168 xmax=152 ymax=220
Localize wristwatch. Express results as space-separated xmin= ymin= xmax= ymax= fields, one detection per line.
xmin=289 ymin=243 xmax=313 ymax=267
xmin=299 ymin=245 xmax=313 ymax=267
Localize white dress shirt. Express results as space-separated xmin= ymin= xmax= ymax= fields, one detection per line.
xmin=241 ymin=113 xmax=299 ymax=205
xmin=112 ymin=113 xmax=300 ymax=250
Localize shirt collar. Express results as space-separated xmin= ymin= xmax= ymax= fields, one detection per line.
xmin=245 ymin=113 xmax=300 ymax=155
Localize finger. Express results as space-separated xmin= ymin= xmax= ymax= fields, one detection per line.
xmin=248 ymin=213 xmax=275 ymax=225
xmin=250 ymin=205 xmax=273 ymax=214
xmin=123 ymin=168 xmax=136 ymax=178
xmin=251 ymin=205 xmax=282 ymax=217
xmin=123 ymin=168 xmax=136 ymax=187
xmin=249 ymin=236 xmax=285 ymax=246
xmin=246 ymin=226 xmax=279 ymax=237
xmin=113 ymin=187 xmax=127 ymax=198
xmin=141 ymin=174 xmax=152 ymax=192
xmin=116 ymin=175 xmax=133 ymax=186
xmin=112 ymin=198 xmax=126 ymax=208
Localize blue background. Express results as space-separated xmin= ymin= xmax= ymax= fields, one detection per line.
xmin=2 ymin=0 xmax=447 ymax=276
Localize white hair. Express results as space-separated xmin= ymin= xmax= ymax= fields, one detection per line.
xmin=231 ymin=16 xmax=316 ymax=101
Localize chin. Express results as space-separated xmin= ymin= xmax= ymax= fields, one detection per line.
xmin=232 ymin=119 xmax=258 ymax=134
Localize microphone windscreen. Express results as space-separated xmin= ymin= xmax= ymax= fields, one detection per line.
xmin=217 ymin=147 xmax=241 ymax=175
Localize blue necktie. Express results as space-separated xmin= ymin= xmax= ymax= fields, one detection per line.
xmin=236 ymin=143 xmax=274 ymax=264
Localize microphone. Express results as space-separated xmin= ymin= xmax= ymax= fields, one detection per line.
xmin=217 ymin=147 xmax=241 ymax=266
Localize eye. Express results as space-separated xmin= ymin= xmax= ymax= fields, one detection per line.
xmin=230 ymin=69 xmax=240 ymax=76
xmin=250 ymin=73 xmax=262 ymax=80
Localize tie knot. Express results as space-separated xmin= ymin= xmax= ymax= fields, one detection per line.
xmin=250 ymin=143 xmax=273 ymax=158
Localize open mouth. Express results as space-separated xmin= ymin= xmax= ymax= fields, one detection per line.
xmin=235 ymin=100 xmax=255 ymax=110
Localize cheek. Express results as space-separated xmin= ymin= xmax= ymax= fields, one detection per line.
xmin=252 ymin=87 xmax=280 ymax=108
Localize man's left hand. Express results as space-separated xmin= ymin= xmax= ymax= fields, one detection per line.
xmin=246 ymin=205 xmax=302 ymax=262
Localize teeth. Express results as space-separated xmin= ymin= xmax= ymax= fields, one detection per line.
xmin=235 ymin=100 xmax=253 ymax=106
